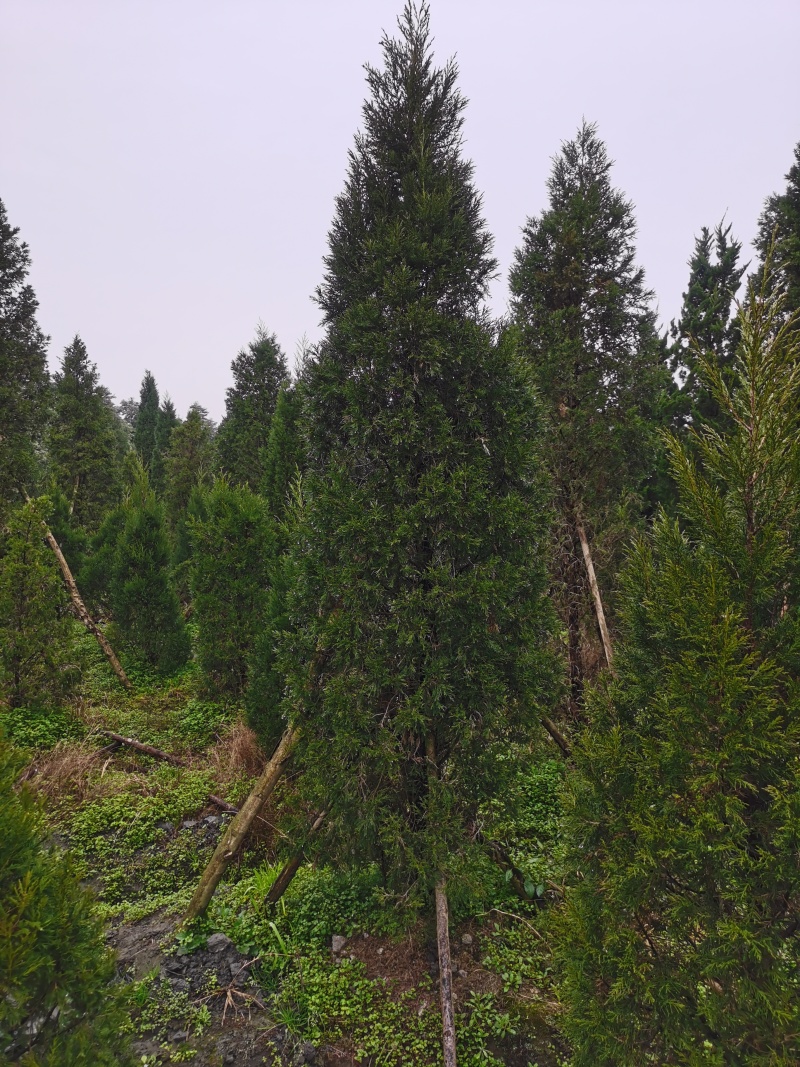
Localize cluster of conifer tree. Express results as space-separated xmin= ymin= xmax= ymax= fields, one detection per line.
xmin=2 ymin=3 xmax=800 ymax=1062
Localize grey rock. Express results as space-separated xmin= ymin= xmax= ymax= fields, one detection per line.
xmin=204 ymin=815 xmax=221 ymax=828
xmin=458 ymin=969 xmax=468 ymax=979
xmin=157 ymin=820 xmax=175 ymax=833
xmin=182 ymin=819 xmax=199 ymax=829
xmin=302 ymin=1040 xmax=317 ymax=1063
xmin=331 ymin=934 xmax=347 ymax=954
xmin=170 ymin=977 xmax=189 ymax=991
xmin=207 ymin=932 xmax=233 ymax=952
xmin=461 ymin=933 xmax=473 ymax=945
xmin=169 ymin=1030 xmax=188 ymax=1043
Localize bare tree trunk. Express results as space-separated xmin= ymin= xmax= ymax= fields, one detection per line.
xmin=540 ymin=716 xmax=571 ymax=758
xmin=184 ymin=725 xmax=299 ymax=922
xmin=576 ymin=519 xmax=614 ymax=671
xmin=69 ymin=474 xmax=80 ymax=516
xmin=264 ymin=810 xmax=326 ymax=907
xmin=426 ymin=733 xmax=457 ymax=1067
xmin=435 ymin=881 xmax=457 ymax=1067
xmin=33 ymin=506 xmax=132 ymax=690
xmin=99 ymin=730 xmax=186 ymax=765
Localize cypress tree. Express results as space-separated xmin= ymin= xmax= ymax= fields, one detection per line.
xmin=668 ymin=221 xmax=746 ymax=431
xmin=510 ymin=121 xmax=669 ymax=706
xmin=261 ymin=380 xmax=304 ymax=520
xmin=110 ymin=471 xmax=189 ymax=673
xmin=164 ymin=403 xmax=216 ymax=532
xmin=216 ymin=327 xmax=288 ymax=489
xmin=561 ymin=280 xmax=800 ymax=1064
xmin=0 ymin=497 xmax=74 ymax=711
xmin=132 ymin=370 xmax=160 ymax=469
xmin=755 ymin=140 xmax=800 ymax=323
xmin=150 ymin=396 xmax=180 ymax=495
xmin=190 ymin=479 xmax=274 ymax=699
xmin=47 ymin=336 xmax=126 ymax=531
xmin=0 ymin=198 xmax=50 ymax=515
xmin=275 ymin=4 xmax=554 ymax=902
xmin=0 ymin=739 xmax=130 ymax=1066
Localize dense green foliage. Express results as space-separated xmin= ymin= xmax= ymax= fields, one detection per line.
xmin=261 ymin=380 xmax=304 ymax=520
xmin=216 ymin=327 xmax=288 ymax=490
xmin=0 ymin=740 xmax=130 ymax=1066
xmin=755 ymin=140 xmax=800 ymax=322
xmin=275 ymin=5 xmax=555 ymax=901
xmin=132 ymin=370 xmax=160 ymax=470
xmin=0 ymin=198 xmax=50 ymax=515
xmin=110 ymin=474 xmax=190 ymax=672
xmin=150 ymin=395 xmax=179 ymax=495
xmin=190 ymin=478 xmax=274 ymax=698
xmin=562 ymin=282 xmax=800 ymax=1064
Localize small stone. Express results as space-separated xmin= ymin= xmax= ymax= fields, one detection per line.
xmin=204 ymin=815 xmax=221 ymax=828
xmin=207 ymin=932 xmax=233 ymax=952
xmin=182 ymin=819 xmax=198 ymax=829
xmin=458 ymin=969 xmax=468 ymax=979
xmin=461 ymin=933 xmax=473 ymax=945
xmin=158 ymin=821 xmax=175 ymax=834
xmin=225 ymin=1055 xmax=235 ymax=1064
xmin=170 ymin=1030 xmax=188 ymax=1043
xmin=170 ymin=977 xmax=189 ymax=991
xmin=377 ymin=947 xmax=384 ymax=955
xmin=302 ymin=1041 xmax=317 ymax=1063
xmin=362 ymin=931 xmax=369 ymax=939
xmin=331 ymin=934 xmax=347 ymax=954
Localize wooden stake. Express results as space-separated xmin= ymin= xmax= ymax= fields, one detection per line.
xmin=29 ymin=501 xmax=132 ymax=690
xmin=435 ymin=881 xmax=457 ymax=1067
xmin=576 ymin=519 xmax=615 ymax=671
xmin=264 ymin=810 xmax=326 ymax=906
xmin=184 ymin=725 xmax=299 ymax=922
xmin=540 ymin=715 xmax=571 ymax=758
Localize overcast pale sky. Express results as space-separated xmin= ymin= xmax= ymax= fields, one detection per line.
xmin=1 ymin=1 xmax=798 ymax=421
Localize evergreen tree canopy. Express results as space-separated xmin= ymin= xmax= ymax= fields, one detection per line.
xmin=275 ymin=3 xmax=554 ymax=899
xmin=0 ymin=497 xmax=74 ymax=711
xmin=261 ymin=381 xmax=304 ymax=521
xmin=132 ymin=370 xmax=160 ymax=469
xmin=164 ymin=403 xmax=216 ymax=532
xmin=668 ymin=221 xmax=746 ymax=430
xmin=190 ymin=479 xmax=274 ymax=699
xmin=510 ymin=121 xmax=669 ymax=702
xmin=47 ymin=335 xmax=126 ymax=531
xmin=561 ymin=278 xmax=800 ymax=1065
xmin=0 ymin=740 xmax=129 ymax=1066
xmin=0 ymin=198 xmax=50 ymax=513
xmin=150 ymin=396 xmax=180 ymax=495
xmin=110 ymin=471 xmax=189 ymax=673
xmin=216 ymin=327 xmax=288 ymax=489
xmin=755 ymin=140 xmax=800 ymax=322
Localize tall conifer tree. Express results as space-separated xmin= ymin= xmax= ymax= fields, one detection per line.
xmin=132 ymin=370 xmax=160 ymax=469
xmin=0 ymin=198 xmax=50 ymax=514
xmin=275 ymin=4 xmax=553 ymax=909
xmin=216 ymin=327 xmax=288 ymax=489
xmin=510 ymin=121 xmax=668 ymax=707
xmin=561 ymin=279 xmax=800 ymax=1064
xmin=150 ymin=396 xmax=179 ymax=495
xmin=47 ymin=336 xmax=125 ymax=531
xmin=755 ymin=140 xmax=800 ymax=323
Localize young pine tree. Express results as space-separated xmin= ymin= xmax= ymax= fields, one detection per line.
xmin=47 ymin=335 xmax=126 ymax=531
xmin=561 ymin=278 xmax=800 ymax=1065
xmin=668 ymin=220 xmax=746 ymax=431
xmin=0 ymin=497 xmax=74 ymax=711
xmin=190 ymin=479 xmax=274 ymax=699
xmin=132 ymin=370 xmax=160 ymax=469
xmin=273 ymin=4 xmax=554 ymax=903
xmin=110 ymin=472 xmax=189 ymax=673
xmin=0 ymin=740 xmax=130 ymax=1066
xmin=0 ymin=198 xmax=50 ymax=515
xmin=755 ymin=140 xmax=800 ymax=323
xmin=510 ymin=121 xmax=669 ymax=705
xmin=216 ymin=327 xmax=288 ymax=489
xmin=260 ymin=380 xmax=304 ymax=521
xmin=150 ymin=396 xmax=179 ymax=495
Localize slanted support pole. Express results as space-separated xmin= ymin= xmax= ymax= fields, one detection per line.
xmin=426 ymin=733 xmax=457 ymax=1067
xmin=576 ymin=519 xmax=614 ymax=671
xmin=264 ymin=810 xmax=326 ymax=907
xmin=184 ymin=725 xmax=299 ymax=922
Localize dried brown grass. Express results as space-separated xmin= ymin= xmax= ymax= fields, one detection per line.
xmin=21 ymin=740 xmax=106 ymax=804
xmin=207 ymin=719 xmax=265 ymax=786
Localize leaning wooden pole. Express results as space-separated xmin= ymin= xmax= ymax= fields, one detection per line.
xmin=426 ymin=734 xmax=457 ymax=1067
xmin=184 ymin=725 xmax=299 ymax=922
xmin=31 ymin=502 xmax=132 ymax=690
xmin=576 ymin=519 xmax=615 ymax=671
xmin=264 ymin=810 xmax=326 ymax=907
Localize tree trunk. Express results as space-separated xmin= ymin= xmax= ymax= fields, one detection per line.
xmin=99 ymin=730 xmax=186 ymax=765
xmin=426 ymin=733 xmax=457 ymax=1067
xmin=264 ymin=810 xmax=326 ymax=906
xmin=184 ymin=725 xmax=299 ymax=922
xmin=576 ymin=519 xmax=614 ymax=671
xmin=435 ymin=881 xmax=457 ymax=1067
xmin=540 ymin=715 xmax=571 ymax=758
xmin=34 ymin=507 xmax=132 ymax=690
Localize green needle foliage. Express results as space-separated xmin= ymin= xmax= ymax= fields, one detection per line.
xmin=190 ymin=478 xmax=274 ymax=699
xmin=150 ymin=395 xmax=180 ymax=496
xmin=110 ymin=470 xmax=190 ymax=673
xmin=561 ymin=274 xmax=800 ymax=1065
xmin=275 ymin=3 xmax=555 ymax=901
xmin=47 ymin=336 xmax=126 ymax=532
xmin=261 ymin=380 xmax=305 ymax=521
xmin=216 ymin=326 xmax=288 ymax=490
xmin=0 ymin=497 xmax=74 ymax=712
xmin=0 ymin=739 xmax=130 ymax=1066
xmin=0 ymin=198 xmax=50 ymax=515
xmin=132 ymin=370 xmax=160 ymax=470
xmin=510 ymin=121 xmax=669 ymax=702
xmin=755 ymin=140 xmax=800 ymax=324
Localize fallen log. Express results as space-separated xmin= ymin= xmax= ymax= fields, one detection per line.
xmin=184 ymin=724 xmax=300 ymax=923
xmin=264 ymin=810 xmax=326 ymax=907
xmin=98 ymin=730 xmax=187 ymax=766
xmin=209 ymin=794 xmax=239 ymax=814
